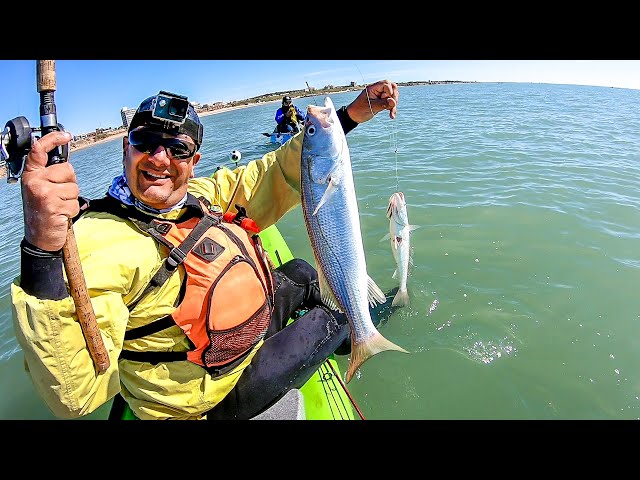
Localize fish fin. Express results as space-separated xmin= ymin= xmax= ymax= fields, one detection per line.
xmin=367 ymin=276 xmax=386 ymax=308
xmin=391 ymin=268 xmax=398 ymax=279
xmin=392 ymin=288 xmax=410 ymax=307
xmin=345 ymin=331 xmax=410 ymax=383
xmin=409 ymin=225 xmax=420 ymax=232
xmin=317 ymin=263 xmax=342 ymax=312
xmin=312 ymin=179 xmax=338 ymax=216
xmin=379 ymin=233 xmax=390 ymax=242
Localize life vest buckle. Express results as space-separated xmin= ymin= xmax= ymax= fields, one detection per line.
xmin=153 ymin=222 xmax=171 ymax=235
xmin=167 ymin=246 xmax=188 ymax=269
xmin=223 ymin=204 xmax=260 ymax=233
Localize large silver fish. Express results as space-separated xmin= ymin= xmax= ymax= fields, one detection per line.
xmin=381 ymin=192 xmax=419 ymax=307
xmin=300 ymin=96 xmax=408 ymax=383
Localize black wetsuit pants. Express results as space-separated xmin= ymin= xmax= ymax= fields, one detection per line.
xmin=207 ymin=258 xmax=347 ymax=420
xmin=206 ymin=258 xmax=397 ymax=420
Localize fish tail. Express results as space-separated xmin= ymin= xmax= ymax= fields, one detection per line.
xmin=392 ymin=288 xmax=410 ymax=307
xmin=345 ymin=332 xmax=409 ymax=383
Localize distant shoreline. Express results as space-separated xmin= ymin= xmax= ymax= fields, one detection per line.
xmin=2 ymin=82 xmax=471 ymax=176
xmin=69 ymin=102 xmax=264 ymax=153
xmin=68 ymin=81 xmax=474 ymax=153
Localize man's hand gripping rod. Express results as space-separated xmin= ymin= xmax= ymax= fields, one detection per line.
xmin=0 ymin=61 xmax=110 ymax=373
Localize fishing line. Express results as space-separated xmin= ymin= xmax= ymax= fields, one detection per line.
xmin=354 ymin=64 xmax=400 ymax=193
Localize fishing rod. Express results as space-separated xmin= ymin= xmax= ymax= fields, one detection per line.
xmin=0 ymin=60 xmax=110 ymax=374
xmin=325 ymin=359 xmax=366 ymax=420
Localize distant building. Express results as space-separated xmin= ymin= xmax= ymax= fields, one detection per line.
xmin=120 ymin=107 xmax=137 ymax=128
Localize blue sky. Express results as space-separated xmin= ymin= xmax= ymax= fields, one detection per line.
xmin=1 ymin=60 xmax=638 ymax=135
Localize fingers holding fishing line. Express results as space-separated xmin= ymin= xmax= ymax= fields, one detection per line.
xmin=21 ymin=130 xmax=79 ymax=251
xmin=366 ymin=79 xmax=399 ymax=119
xmin=346 ymin=79 xmax=399 ymax=123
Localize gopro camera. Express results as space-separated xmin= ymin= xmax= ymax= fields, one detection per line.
xmin=152 ymin=91 xmax=190 ymax=126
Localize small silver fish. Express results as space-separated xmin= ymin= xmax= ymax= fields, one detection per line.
xmin=301 ymin=96 xmax=409 ymax=383
xmin=381 ymin=191 xmax=419 ymax=307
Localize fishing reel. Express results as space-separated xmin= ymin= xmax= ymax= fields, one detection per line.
xmin=0 ymin=116 xmax=68 ymax=184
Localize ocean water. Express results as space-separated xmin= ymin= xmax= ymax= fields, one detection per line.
xmin=1 ymin=83 xmax=639 ymax=420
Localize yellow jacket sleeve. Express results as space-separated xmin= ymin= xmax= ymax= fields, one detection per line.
xmin=11 ymin=283 xmax=127 ymax=418
xmin=11 ymin=214 xmax=164 ymax=418
xmin=188 ymin=131 xmax=303 ymax=229
xmin=11 ymin=283 xmax=126 ymax=418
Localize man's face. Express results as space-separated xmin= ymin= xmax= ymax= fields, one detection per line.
xmin=123 ymin=127 xmax=201 ymax=210
xmin=283 ymin=100 xmax=292 ymax=109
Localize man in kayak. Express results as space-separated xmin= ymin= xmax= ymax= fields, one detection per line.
xmin=275 ymin=95 xmax=306 ymax=133
xmin=12 ymin=80 xmax=399 ymax=420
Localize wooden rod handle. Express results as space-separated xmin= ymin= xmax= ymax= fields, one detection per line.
xmin=62 ymin=218 xmax=110 ymax=373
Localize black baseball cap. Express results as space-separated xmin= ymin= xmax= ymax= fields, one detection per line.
xmin=128 ymin=92 xmax=204 ymax=148
xmin=282 ymin=96 xmax=292 ymax=104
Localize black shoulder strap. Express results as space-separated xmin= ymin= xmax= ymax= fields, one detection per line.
xmin=82 ymin=193 xmax=226 ymax=347
xmin=130 ymin=206 xmax=222 ymax=310
xmin=124 ymin=195 xmax=224 ymax=312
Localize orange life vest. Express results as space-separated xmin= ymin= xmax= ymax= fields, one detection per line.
xmin=85 ymin=194 xmax=274 ymax=376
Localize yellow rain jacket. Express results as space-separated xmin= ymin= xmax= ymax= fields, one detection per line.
xmin=11 ymin=134 xmax=304 ymax=420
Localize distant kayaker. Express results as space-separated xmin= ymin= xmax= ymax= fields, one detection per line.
xmin=275 ymin=95 xmax=306 ymax=133
xmin=12 ymin=80 xmax=399 ymax=420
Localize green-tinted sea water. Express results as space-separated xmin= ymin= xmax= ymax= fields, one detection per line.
xmin=1 ymin=83 xmax=639 ymax=420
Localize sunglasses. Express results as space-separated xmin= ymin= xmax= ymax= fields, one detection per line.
xmin=128 ymin=129 xmax=198 ymax=160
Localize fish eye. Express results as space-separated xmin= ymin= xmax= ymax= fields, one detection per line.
xmin=306 ymin=124 xmax=316 ymax=136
